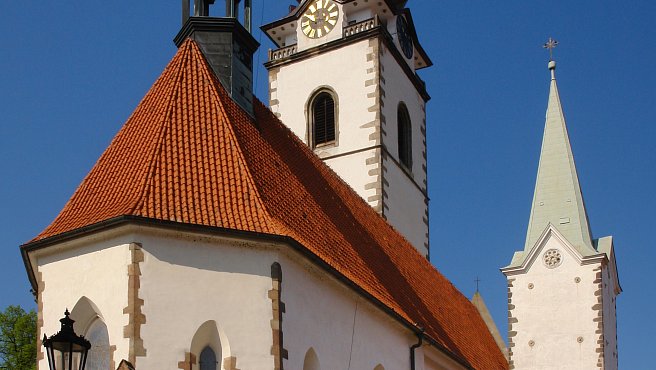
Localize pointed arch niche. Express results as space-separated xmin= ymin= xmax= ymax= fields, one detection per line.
xmin=70 ymin=297 xmax=111 ymax=370
xmin=303 ymin=348 xmax=321 ymax=370
xmin=190 ymin=320 xmax=230 ymax=370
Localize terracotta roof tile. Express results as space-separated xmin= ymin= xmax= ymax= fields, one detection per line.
xmin=31 ymin=40 xmax=507 ymax=369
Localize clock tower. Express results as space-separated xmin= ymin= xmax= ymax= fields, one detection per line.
xmin=262 ymin=0 xmax=432 ymax=257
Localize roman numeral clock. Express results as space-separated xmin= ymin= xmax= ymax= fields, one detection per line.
xmin=301 ymin=0 xmax=339 ymax=39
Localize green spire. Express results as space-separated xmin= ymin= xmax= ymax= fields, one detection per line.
xmin=524 ymin=60 xmax=594 ymax=254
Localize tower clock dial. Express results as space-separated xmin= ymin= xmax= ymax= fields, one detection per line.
xmin=301 ymin=0 xmax=339 ymax=39
xmin=396 ymin=15 xmax=414 ymax=59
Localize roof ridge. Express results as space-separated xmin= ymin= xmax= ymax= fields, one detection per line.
xmin=130 ymin=43 xmax=192 ymax=216
xmin=178 ymin=39 xmax=279 ymax=233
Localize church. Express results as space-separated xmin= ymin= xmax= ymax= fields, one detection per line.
xmin=20 ymin=1 xmax=619 ymax=369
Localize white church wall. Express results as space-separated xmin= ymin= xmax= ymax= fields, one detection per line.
xmin=279 ymin=250 xmax=466 ymax=370
xmin=36 ymin=232 xmax=133 ymax=370
xmin=379 ymin=42 xmax=428 ymax=255
xmin=379 ymin=42 xmax=427 ymax=188
xmin=508 ymin=234 xmax=601 ymax=370
xmin=270 ymin=39 xmax=380 ymax=205
xmin=136 ymin=231 xmax=277 ymax=370
xmin=382 ymin=161 xmax=428 ymax=254
xmin=271 ymin=39 xmax=378 ymax=156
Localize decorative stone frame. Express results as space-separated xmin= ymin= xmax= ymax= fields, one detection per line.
xmin=305 ymin=86 xmax=340 ymax=149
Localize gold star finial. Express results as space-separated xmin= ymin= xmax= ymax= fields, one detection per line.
xmin=543 ymin=37 xmax=559 ymax=61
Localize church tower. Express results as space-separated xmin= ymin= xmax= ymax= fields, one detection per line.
xmin=262 ymin=0 xmax=432 ymax=257
xmin=501 ymin=52 xmax=621 ymax=370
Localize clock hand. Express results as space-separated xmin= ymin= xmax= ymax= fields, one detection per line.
xmin=305 ymin=14 xmax=316 ymax=22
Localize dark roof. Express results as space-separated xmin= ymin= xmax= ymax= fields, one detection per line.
xmin=28 ymin=40 xmax=507 ymax=370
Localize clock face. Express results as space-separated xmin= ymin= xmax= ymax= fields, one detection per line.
xmin=301 ymin=0 xmax=339 ymax=39
xmin=396 ymin=15 xmax=414 ymax=59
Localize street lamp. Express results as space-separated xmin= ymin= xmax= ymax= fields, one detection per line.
xmin=42 ymin=310 xmax=91 ymax=370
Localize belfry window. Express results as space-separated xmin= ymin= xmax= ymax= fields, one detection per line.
xmin=311 ymin=91 xmax=336 ymax=146
xmin=398 ymin=103 xmax=413 ymax=169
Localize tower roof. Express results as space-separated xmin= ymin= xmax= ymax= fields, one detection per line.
xmin=24 ymin=40 xmax=507 ymax=369
xmin=523 ymin=60 xmax=595 ymax=256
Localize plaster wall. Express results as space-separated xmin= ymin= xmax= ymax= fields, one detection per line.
xmin=36 ymin=235 xmax=132 ymax=370
xmin=270 ymin=39 xmax=380 ymax=206
xmin=271 ymin=39 xmax=378 ymax=155
xmin=379 ymin=42 xmax=427 ymax=187
xmin=322 ymin=147 xmax=380 ymax=203
xmin=379 ymin=42 xmax=428 ymax=255
xmin=508 ymin=234 xmax=601 ymax=370
xmin=136 ymin=231 xmax=276 ymax=370
xmin=382 ymin=160 xmax=428 ymax=256
xmin=279 ymin=251 xmax=466 ymax=370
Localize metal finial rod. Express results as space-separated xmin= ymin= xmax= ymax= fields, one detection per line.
xmin=543 ymin=37 xmax=559 ymax=61
xmin=475 ymin=277 xmax=481 ymax=293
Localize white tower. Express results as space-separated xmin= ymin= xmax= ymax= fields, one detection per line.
xmin=262 ymin=0 xmax=432 ymax=257
xmin=501 ymin=55 xmax=621 ymax=369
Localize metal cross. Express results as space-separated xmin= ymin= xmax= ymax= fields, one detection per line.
xmin=543 ymin=37 xmax=559 ymax=61
xmin=475 ymin=276 xmax=481 ymax=292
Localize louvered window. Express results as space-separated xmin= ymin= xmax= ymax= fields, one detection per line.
xmin=312 ymin=92 xmax=336 ymax=146
xmin=398 ymin=103 xmax=413 ymax=169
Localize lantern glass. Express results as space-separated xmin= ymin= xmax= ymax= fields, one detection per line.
xmin=43 ymin=310 xmax=91 ymax=370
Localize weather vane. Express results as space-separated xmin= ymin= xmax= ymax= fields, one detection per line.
xmin=543 ymin=37 xmax=559 ymax=61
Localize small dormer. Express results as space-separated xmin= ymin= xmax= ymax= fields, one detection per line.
xmin=262 ymin=0 xmax=431 ymax=71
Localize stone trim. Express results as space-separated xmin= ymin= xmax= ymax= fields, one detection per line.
xmin=269 ymin=263 xmax=287 ymax=369
xmin=506 ymin=278 xmax=516 ymax=370
xmin=110 ymin=345 xmax=117 ymax=370
xmin=223 ymin=356 xmax=241 ymax=370
xmin=269 ymin=67 xmax=280 ymax=113
xmin=593 ymin=266 xmax=605 ymax=368
xmin=36 ymin=271 xmax=45 ymax=362
xmin=123 ymin=243 xmax=146 ymax=365
xmin=177 ymin=352 xmax=196 ymax=370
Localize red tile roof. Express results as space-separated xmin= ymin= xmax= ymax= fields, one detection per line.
xmin=31 ymin=40 xmax=507 ymax=369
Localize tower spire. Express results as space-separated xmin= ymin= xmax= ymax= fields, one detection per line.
xmin=523 ymin=50 xmax=594 ymax=253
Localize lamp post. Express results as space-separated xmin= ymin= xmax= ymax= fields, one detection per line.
xmin=42 ymin=310 xmax=91 ymax=370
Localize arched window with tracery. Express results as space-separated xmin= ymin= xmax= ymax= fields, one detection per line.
xmin=310 ymin=91 xmax=337 ymax=147
xmin=397 ymin=103 xmax=412 ymax=169
xmin=70 ymin=297 xmax=110 ymax=370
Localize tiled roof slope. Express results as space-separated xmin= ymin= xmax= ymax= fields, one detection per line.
xmin=33 ymin=40 xmax=507 ymax=369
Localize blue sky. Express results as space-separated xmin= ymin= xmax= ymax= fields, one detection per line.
xmin=1 ymin=1 xmax=654 ymax=368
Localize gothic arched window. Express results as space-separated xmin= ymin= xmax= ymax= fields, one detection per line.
xmin=199 ymin=346 xmax=217 ymax=370
xmin=397 ymin=103 xmax=412 ymax=169
xmin=303 ymin=348 xmax=321 ymax=370
xmin=310 ymin=91 xmax=337 ymax=147
xmin=84 ymin=318 xmax=110 ymax=370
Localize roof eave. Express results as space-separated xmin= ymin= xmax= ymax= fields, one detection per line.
xmin=20 ymin=215 xmax=475 ymax=368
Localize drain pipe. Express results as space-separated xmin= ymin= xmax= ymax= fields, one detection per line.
xmin=410 ymin=327 xmax=425 ymax=370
